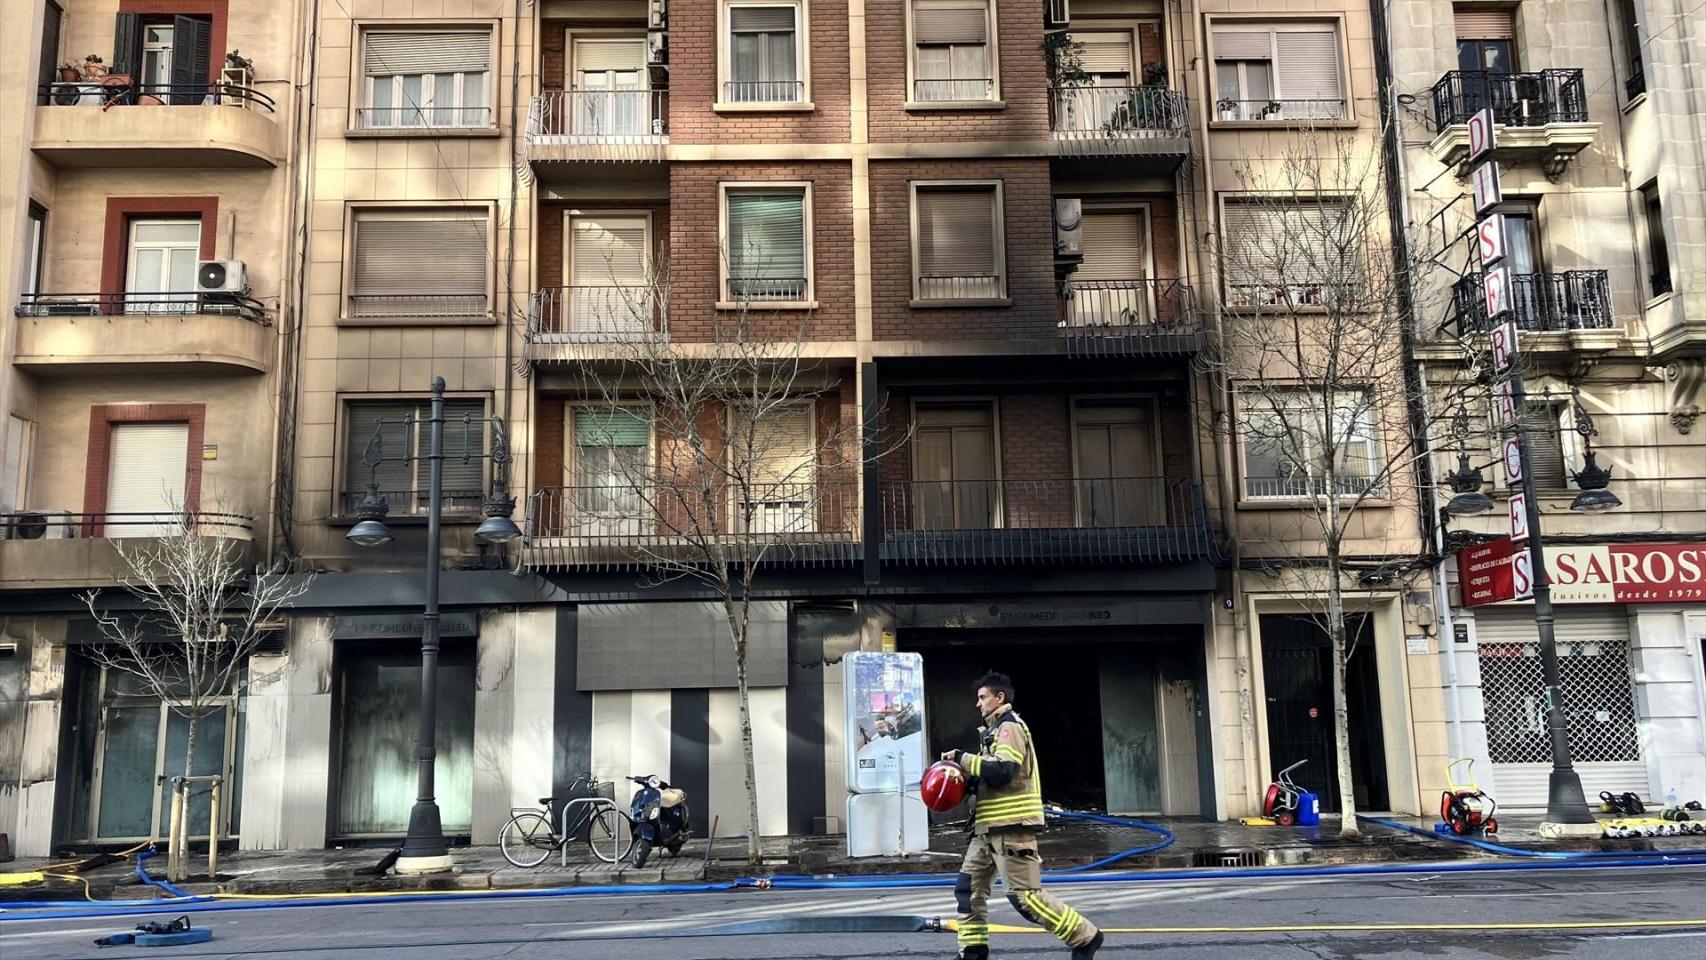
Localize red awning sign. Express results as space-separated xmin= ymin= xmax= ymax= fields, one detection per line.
xmin=1460 ymin=542 xmax=1706 ymax=606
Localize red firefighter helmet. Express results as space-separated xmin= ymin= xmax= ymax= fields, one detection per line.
xmin=922 ymin=760 xmax=967 ymax=812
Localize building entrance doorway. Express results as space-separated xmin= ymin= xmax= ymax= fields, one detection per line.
xmin=1259 ymin=613 xmax=1388 ymax=812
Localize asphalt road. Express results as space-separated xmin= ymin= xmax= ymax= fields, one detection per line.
xmin=5 ymin=862 xmax=1706 ymax=959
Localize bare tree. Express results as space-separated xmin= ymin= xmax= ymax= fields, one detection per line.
xmin=534 ymin=253 xmax=898 ymax=863
xmin=80 ymin=506 xmax=311 ymax=879
xmin=1198 ymin=125 xmax=1485 ymax=834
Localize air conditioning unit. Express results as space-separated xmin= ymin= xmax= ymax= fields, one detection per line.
xmin=648 ymin=0 xmax=667 ymax=29
xmin=196 ymin=259 xmax=248 ymax=294
xmin=1046 ymin=0 xmax=1070 ymax=29
xmin=646 ymin=30 xmax=668 ymax=66
xmin=34 ymin=298 xmax=100 ymax=316
xmin=1054 ymin=199 xmax=1084 ymax=264
xmin=3 ymin=510 xmax=79 ymax=540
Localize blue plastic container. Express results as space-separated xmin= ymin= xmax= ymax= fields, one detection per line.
xmin=1296 ymin=791 xmax=1321 ymax=826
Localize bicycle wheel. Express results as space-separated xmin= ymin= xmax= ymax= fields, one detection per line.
xmin=587 ymin=806 xmax=634 ymax=864
xmin=500 ymin=812 xmax=556 ymax=868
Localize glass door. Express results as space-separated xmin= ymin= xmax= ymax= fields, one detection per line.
xmin=126 ymin=220 xmax=200 ymax=313
xmin=93 ymin=699 xmax=232 ymax=840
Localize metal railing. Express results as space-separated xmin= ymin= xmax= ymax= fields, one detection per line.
xmin=724 ymin=80 xmax=806 ymax=103
xmin=912 ymin=78 xmax=994 ymax=102
xmin=530 ymin=286 xmax=664 ymax=340
xmin=523 ymin=480 xmax=860 ymax=568
xmin=1049 ymin=85 xmax=1187 ymax=139
xmin=727 ymin=277 xmax=809 ymax=302
xmin=880 ymin=477 xmax=1213 ymax=564
xmin=917 ymin=275 xmax=1002 ymax=300
xmin=527 ymin=90 xmax=668 ymax=141
xmin=1223 ymin=282 xmax=1351 ymax=311
xmin=348 ymin=293 xmax=489 ymax=319
xmin=1451 ymin=270 xmax=1614 ymax=333
xmin=38 ymin=80 xmax=275 ymax=112
xmin=338 ymin=489 xmax=487 ymax=517
xmin=1212 ymin=98 xmax=1346 ymax=122
xmin=0 ymin=510 xmax=253 ymax=540
xmin=1243 ymin=475 xmax=1380 ymax=500
xmin=353 ymin=105 xmax=493 ymax=129
xmin=1430 ymin=69 xmax=1588 ymax=131
xmin=1625 ymin=54 xmax=1646 ymax=101
xmin=1058 ymin=278 xmax=1195 ymax=330
xmin=16 ymin=291 xmax=269 ymax=323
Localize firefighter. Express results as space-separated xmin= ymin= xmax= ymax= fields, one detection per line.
xmin=940 ymin=672 xmax=1102 ymax=960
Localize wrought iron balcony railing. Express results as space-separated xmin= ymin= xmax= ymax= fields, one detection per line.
xmin=1242 ymin=474 xmax=1381 ymax=500
xmin=1212 ymin=98 xmax=1346 ymax=122
xmin=917 ymin=275 xmax=1002 ymax=301
xmin=726 ymin=277 xmax=810 ymax=302
xmin=347 ymin=293 xmax=489 ymax=320
xmin=16 ymin=291 xmax=269 ymax=323
xmin=337 ymin=489 xmax=488 ymax=518
xmin=37 ymin=80 xmax=275 ymax=111
xmin=1057 ymin=278 xmax=1202 ymax=356
xmin=530 ymin=286 xmax=665 ymax=341
xmin=1430 ymin=69 xmax=1588 ymax=132
xmin=1050 ymin=85 xmax=1187 ymax=140
xmin=880 ymin=477 xmax=1213 ymax=564
xmin=0 ymin=510 xmax=253 ymax=540
xmin=1451 ymin=270 xmax=1614 ymax=333
xmin=527 ymin=90 xmax=668 ymax=142
xmin=723 ymin=80 xmax=807 ymax=104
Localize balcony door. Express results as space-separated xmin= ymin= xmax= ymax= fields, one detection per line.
xmin=1058 ymin=31 xmax=1135 ymax=132
xmin=568 ymin=214 xmax=651 ymax=335
xmin=126 ymin=220 xmax=200 ymax=313
xmin=1068 ymin=209 xmax=1152 ymax=327
xmin=568 ymin=407 xmax=651 ymax=538
xmin=1074 ymin=401 xmax=1160 ymax=526
xmin=105 ymin=422 xmax=189 ymax=537
xmin=914 ymin=403 xmax=996 ymax=530
xmin=732 ymin=404 xmax=815 ymax=534
xmin=571 ymin=38 xmax=648 ymax=136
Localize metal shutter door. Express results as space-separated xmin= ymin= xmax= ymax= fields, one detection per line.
xmin=106 ymin=423 xmax=189 ymax=537
xmin=1474 ymin=607 xmax=1648 ymax=806
xmin=1454 ymin=6 xmax=1516 ymax=39
xmin=365 ymin=32 xmax=490 ymax=75
xmin=1274 ymin=31 xmax=1342 ymax=102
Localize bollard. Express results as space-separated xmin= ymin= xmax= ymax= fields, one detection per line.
xmin=166 ymin=778 xmax=186 ymax=883
xmin=207 ymin=778 xmax=222 ymax=878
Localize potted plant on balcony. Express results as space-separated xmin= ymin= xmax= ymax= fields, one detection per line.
xmin=57 ymin=60 xmax=82 ymax=82
xmin=1216 ymin=97 xmax=1240 ymax=121
xmin=80 ymin=54 xmax=107 ymax=80
xmin=221 ymin=51 xmax=254 ymax=105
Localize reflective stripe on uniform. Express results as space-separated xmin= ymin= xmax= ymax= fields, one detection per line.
xmin=964 ymin=754 xmax=983 ymax=776
xmin=992 ymin=743 xmax=1025 ymax=764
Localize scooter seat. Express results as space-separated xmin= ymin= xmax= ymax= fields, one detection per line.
xmin=660 ymin=788 xmax=686 ymax=808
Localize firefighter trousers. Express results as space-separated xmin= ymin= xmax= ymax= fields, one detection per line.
xmin=955 ymin=829 xmax=1099 ymax=953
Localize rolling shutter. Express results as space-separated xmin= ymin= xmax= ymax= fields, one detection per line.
xmin=916 ymin=188 xmax=998 ymax=278
xmin=39 ymin=2 xmax=63 ymax=100
xmin=1078 ymin=212 xmax=1146 ymax=281
xmin=1454 ymin=6 xmax=1516 ymax=39
xmin=432 ymin=398 xmax=486 ymax=502
xmin=1212 ymin=31 xmax=1273 ymax=60
xmin=345 ymin=399 xmax=485 ymax=506
xmin=365 ymin=32 xmax=490 ymax=76
xmin=1220 ymin=200 xmax=1281 ymax=285
xmin=574 ymin=409 xmax=651 ymax=447
xmin=730 ymin=6 xmax=797 ymax=31
xmin=1075 ymin=32 xmax=1135 ymax=74
xmin=727 ymin=193 xmax=806 ymax=281
xmin=1274 ymin=30 xmax=1342 ymax=102
xmin=106 ymin=423 xmax=189 ymax=536
xmin=1519 ymin=404 xmax=1568 ymax=490
xmin=345 ymin=400 xmax=416 ymax=498
xmin=735 ymin=405 xmax=814 ymax=485
xmin=913 ymin=3 xmax=989 ymax=44
xmin=573 ymin=39 xmax=644 ymax=73
xmin=353 ymin=210 xmax=488 ymax=309
xmin=570 ymin=216 xmax=649 ymax=286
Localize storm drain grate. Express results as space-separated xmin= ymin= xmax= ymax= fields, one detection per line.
xmin=1193 ymin=848 xmax=1265 ymax=868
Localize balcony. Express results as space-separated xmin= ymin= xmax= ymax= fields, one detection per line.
xmin=1211 ymin=98 xmax=1348 ymax=124
xmin=1049 ymin=86 xmax=1188 ymax=158
xmin=520 ymin=480 xmax=860 ymax=570
xmin=1450 ymin=270 xmax=1620 ymax=352
xmin=1428 ymin=70 xmax=1597 ymax=178
xmin=0 ymin=511 xmax=254 ymax=589
xmin=335 ymin=489 xmax=488 ymax=521
xmin=524 ymin=90 xmax=668 ymax=163
xmin=1057 ymin=278 xmax=1203 ymax=357
xmin=33 ymin=81 xmax=281 ymax=168
xmin=720 ymin=80 xmax=808 ymax=108
xmin=525 ymin=286 xmax=666 ymax=362
xmin=880 ymin=477 xmax=1213 ymax=565
xmin=14 ymin=292 xmax=272 ymax=374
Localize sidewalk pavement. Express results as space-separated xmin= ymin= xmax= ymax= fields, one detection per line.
xmin=5 ymin=812 xmax=1702 ymax=903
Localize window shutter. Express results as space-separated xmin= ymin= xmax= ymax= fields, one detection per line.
xmin=736 ymin=405 xmax=814 ymax=485
xmin=39 ymin=2 xmax=63 ymax=100
xmin=4 ymin=417 xmax=28 ymax=512
xmin=914 ymin=4 xmax=989 ymax=44
xmin=1213 ymin=30 xmax=1273 ymax=60
xmin=170 ymin=16 xmax=211 ymax=102
xmin=106 ymin=423 xmax=189 ymax=515
xmin=730 ymin=6 xmax=797 ymax=31
xmin=570 ymin=217 xmax=649 ymax=286
xmin=573 ymin=39 xmax=645 ymax=72
xmin=353 ymin=211 xmax=488 ymax=310
xmin=429 ymin=398 xmax=487 ymax=503
xmin=1454 ymin=6 xmax=1516 ymax=39
xmin=1274 ymin=31 xmax=1342 ymax=102
xmin=1078 ymin=212 xmax=1146 ymax=281
xmin=344 ymin=401 xmax=416 ymax=497
xmin=916 ymin=189 xmax=997 ymax=277
xmin=365 ymin=32 xmax=491 ymax=76
xmin=1521 ymin=405 xmax=1568 ymax=489
xmin=1220 ymin=200 xmax=1282 ymax=286
xmin=111 ymin=12 xmax=142 ymax=77
xmin=574 ymin=409 xmax=651 ymax=447
xmin=727 ymin=193 xmax=806 ymax=281
xmin=1074 ymin=32 xmax=1135 ymax=74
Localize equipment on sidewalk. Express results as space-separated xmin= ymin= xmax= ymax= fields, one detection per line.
xmin=1261 ymin=760 xmax=1309 ymax=826
xmin=922 ymin=760 xmax=967 ymax=812
xmin=627 ymin=773 xmax=691 ymax=868
xmin=1440 ymin=758 xmax=1498 ymax=836
xmin=93 ymin=915 xmax=212 ymax=947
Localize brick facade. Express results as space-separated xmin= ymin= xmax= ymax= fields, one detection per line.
xmin=866 ymin=0 xmax=1052 ymax=143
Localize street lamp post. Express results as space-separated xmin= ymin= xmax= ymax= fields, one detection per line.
xmin=347 ymin=376 xmax=521 ymax=873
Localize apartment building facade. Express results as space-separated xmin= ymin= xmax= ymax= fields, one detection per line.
xmin=1395 ymin=0 xmax=1706 ymax=808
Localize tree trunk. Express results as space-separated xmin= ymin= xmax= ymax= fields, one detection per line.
xmin=735 ymin=655 xmax=763 ymax=864
xmin=173 ymin=712 xmax=199 ymax=882
xmin=1323 ymin=539 xmax=1360 ymax=838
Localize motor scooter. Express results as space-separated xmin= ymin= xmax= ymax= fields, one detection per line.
xmin=626 ymin=774 xmax=690 ymax=867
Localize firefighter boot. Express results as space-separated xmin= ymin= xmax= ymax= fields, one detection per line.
xmin=1070 ymin=930 xmax=1104 ymax=960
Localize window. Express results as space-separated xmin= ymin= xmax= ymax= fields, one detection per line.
xmin=1617 ymin=0 xmax=1644 ymax=99
xmin=4 ymin=416 xmax=35 ymax=514
xmin=1064 ymin=208 xmax=1151 ymax=326
xmin=1519 ymin=401 xmax=1571 ymax=491
xmin=342 ymin=397 xmax=487 ymax=515
xmin=360 ymin=29 xmax=491 ymax=129
xmin=723 ymin=186 xmax=810 ymax=303
xmin=1211 ymin=22 xmax=1344 ymax=120
xmin=1220 ymin=197 xmax=1355 ymax=308
xmin=570 ymin=37 xmax=650 ymax=135
xmin=112 ymin=13 xmax=211 ymax=103
xmin=1240 ymin=389 xmax=1381 ymax=499
xmin=911 ymin=0 xmax=995 ymax=102
xmin=1073 ymin=400 xmax=1159 ymax=526
xmin=731 ymin=404 xmax=815 ymax=533
xmin=567 ymin=213 xmax=653 ymax=335
xmin=1640 ymin=182 xmax=1671 ymax=297
xmin=725 ymin=3 xmax=805 ymax=103
xmin=1454 ymin=5 xmax=1516 ymax=72
xmin=350 ymin=208 xmax=489 ymax=319
xmin=126 ymin=219 xmax=200 ymax=313
xmin=567 ymin=407 xmax=651 ymax=537
xmin=912 ymin=183 xmax=1004 ymax=301
xmin=106 ymin=423 xmax=190 ymax=537
xmin=913 ymin=402 xmax=997 ymax=529
xmin=24 ymin=203 xmax=46 ymax=298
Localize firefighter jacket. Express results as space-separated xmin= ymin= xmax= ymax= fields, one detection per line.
xmin=962 ymin=705 xmax=1045 ymax=831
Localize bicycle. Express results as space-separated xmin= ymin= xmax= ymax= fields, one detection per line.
xmin=499 ymin=775 xmax=634 ymax=867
